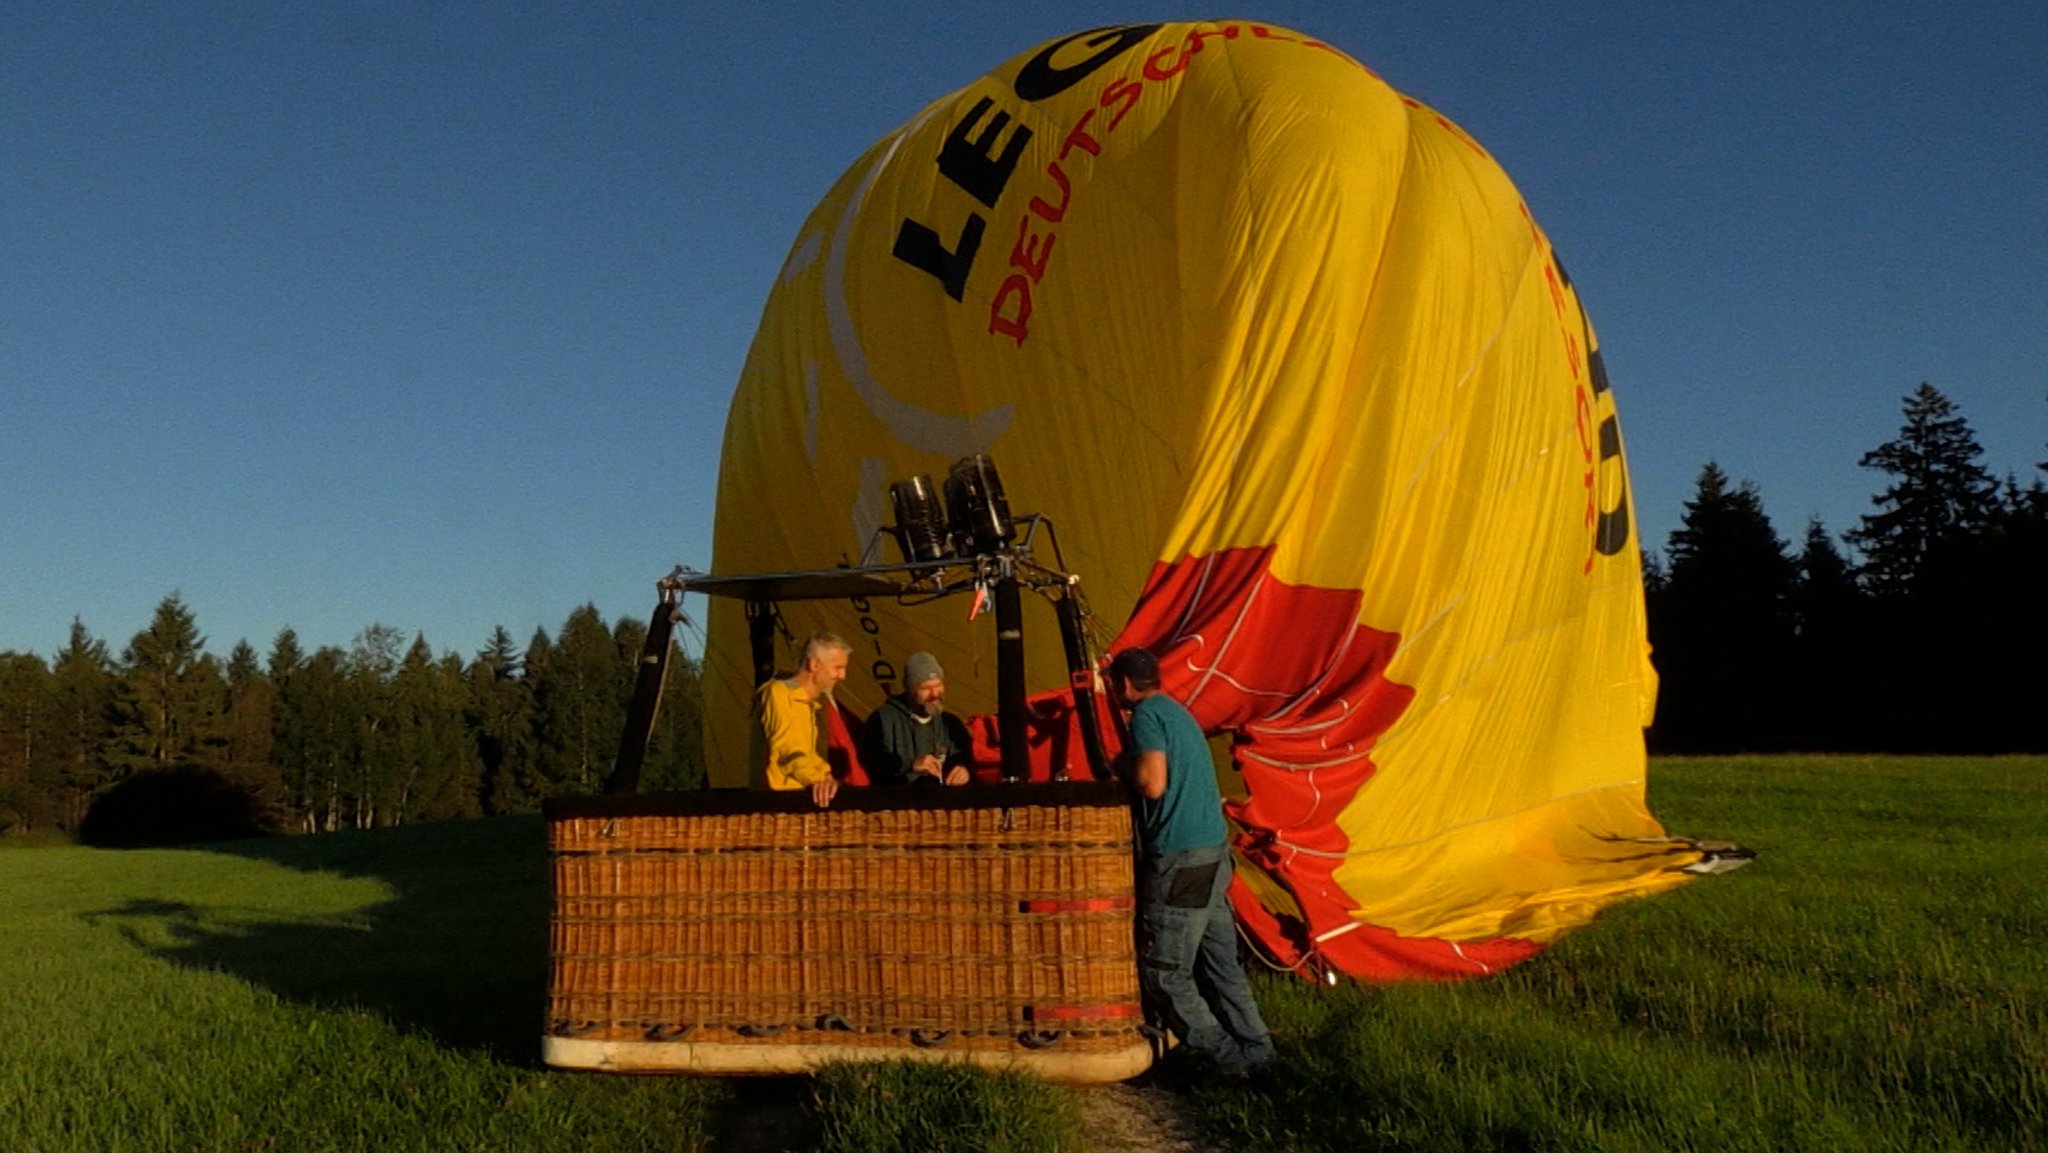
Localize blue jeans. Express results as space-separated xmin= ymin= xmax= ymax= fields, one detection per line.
xmin=1137 ymin=843 xmax=1276 ymax=1075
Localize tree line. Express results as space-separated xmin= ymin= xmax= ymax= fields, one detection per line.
xmin=0 ymin=602 xmax=703 ymax=838
xmin=1646 ymin=383 xmax=2045 ymax=754
xmin=0 ymin=382 xmax=2039 ymax=840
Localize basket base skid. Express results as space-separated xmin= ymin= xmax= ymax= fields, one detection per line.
xmin=542 ymin=1035 xmax=1153 ymax=1085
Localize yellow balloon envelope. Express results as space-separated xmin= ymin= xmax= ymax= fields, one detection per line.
xmin=704 ymin=21 xmax=1714 ymax=980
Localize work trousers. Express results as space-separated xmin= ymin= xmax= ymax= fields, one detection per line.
xmin=1136 ymin=842 xmax=1276 ymax=1076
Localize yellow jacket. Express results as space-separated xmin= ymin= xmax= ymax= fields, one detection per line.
xmin=750 ymin=678 xmax=832 ymax=790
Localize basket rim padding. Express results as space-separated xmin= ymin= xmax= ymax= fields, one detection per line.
xmin=543 ymin=778 xmax=1127 ymax=820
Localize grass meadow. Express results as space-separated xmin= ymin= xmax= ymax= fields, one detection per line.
xmin=2 ymin=755 xmax=2041 ymax=1152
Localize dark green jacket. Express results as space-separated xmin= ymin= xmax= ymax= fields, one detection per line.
xmin=859 ymin=695 xmax=974 ymax=785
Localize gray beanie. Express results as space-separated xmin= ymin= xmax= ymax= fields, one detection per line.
xmin=904 ymin=650 xmax=944 ymax=688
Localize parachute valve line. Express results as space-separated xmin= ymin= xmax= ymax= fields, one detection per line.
xmin=1234 ymin=917 xmax=1336 ymax=984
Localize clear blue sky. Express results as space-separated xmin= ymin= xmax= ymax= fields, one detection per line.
xmin=6 ymin=3 xmax=2043 ymax=661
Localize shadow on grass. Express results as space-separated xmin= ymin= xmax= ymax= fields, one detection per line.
xmin=83 ymin=814 xmax=553 ymax=1065
xmin=713 ymin=1076 xmax=822 ymax=1153
xmin=72 ymin=814 xmax=1138 ymax=1151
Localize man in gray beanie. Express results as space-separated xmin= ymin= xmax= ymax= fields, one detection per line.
xmin=859 ymin=650 xmax=973 ymax=786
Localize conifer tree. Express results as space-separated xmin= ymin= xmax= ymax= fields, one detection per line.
xmin=1640 ymin=550 xmax=1668 ymax=598
xmin=49 ymin=619 xmax=117 ymax=829
xmin=266 ymin=628 xmax=312 ymax=828
xmin=532 ymin=606 xmax=629 ymax=795
xmin=223 ymin=640 xmax=282 ymax=821
xmin=1846 ymin=383 xmax=1999 ymax=595
xmin=111 ymin=594 xmax=227 ymax=775
xmin=503 ymin=626 xmax=557 ymax=808
xmin=1927 ymin=470 xmax=2048 ymax=752
xmin=1842 ymin=387 xmax=2036 ymax=750
xmin=469 ymin=625 xmax=537 ymax=815
xmin=293 ymin=647 xmax=356 ymax=833
xmin=389 ymin=634 xmax=479 ymax=822
xmin=1788 ymin=520 xmax=1867 ymax=750
xmin=267 ymin=628 xmax=306 ymax=683
xmin=1649 ymin=463 xmax=1797 ymax=751
xmin=429 ymin=648 xmax=484 ymax=819
xmin=0 ymin=652 xmax=51 ymax=831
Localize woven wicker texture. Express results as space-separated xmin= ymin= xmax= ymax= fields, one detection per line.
xmin=545 ymin=793 xmax=1145 ymax=1069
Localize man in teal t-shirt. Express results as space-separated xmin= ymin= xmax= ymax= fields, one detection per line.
xmin=1127 ymin=678 xmax=1229 ymax=856
xmin=1108 ymin=647 xmax=1275 ymax=1081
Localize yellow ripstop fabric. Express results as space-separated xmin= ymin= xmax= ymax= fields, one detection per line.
xmin=702 ymin=22 xmax=1694 ymax=968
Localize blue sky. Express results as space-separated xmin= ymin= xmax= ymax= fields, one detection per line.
xmin=5 ymin=3 xmax=2043 ymax=661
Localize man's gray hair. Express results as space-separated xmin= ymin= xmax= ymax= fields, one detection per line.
xmin=801 ymin=631 xmax=854 ymax=666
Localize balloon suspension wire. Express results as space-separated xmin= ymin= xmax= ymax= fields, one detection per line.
xmin=674 ymin=601 xmax=708 ymax=665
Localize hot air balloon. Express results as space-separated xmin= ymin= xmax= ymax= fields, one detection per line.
xmin=689 ymin=19 xmax=1746 ymax=985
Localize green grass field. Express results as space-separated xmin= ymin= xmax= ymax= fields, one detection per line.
xmin=1191 ymin=756 xmax=2046 ymax=1152
xmin=2 ymin=756 xmax=2041 ymax=1152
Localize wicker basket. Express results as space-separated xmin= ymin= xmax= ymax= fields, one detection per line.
xmin=542 ymin=781 xmax=1151 ymax=1083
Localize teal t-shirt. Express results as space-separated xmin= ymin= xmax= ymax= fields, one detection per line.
xmin=1130 ymin=693 xmax=1228 ymax=856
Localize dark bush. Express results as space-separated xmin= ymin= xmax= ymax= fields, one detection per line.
xmin=78 ymin=766 xmax=271 ymax=848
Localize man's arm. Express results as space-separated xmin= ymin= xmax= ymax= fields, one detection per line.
xmin=939 ymin=713 xmax=976 ymax=784
xmin=1121 ymin=701 xmax=1170 ymax=799
xmin=1132 ymin=748 xmax=1169 ymax=800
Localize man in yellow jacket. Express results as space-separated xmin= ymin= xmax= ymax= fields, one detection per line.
xmin=750 ymin=631 xmax=851 ymax=807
